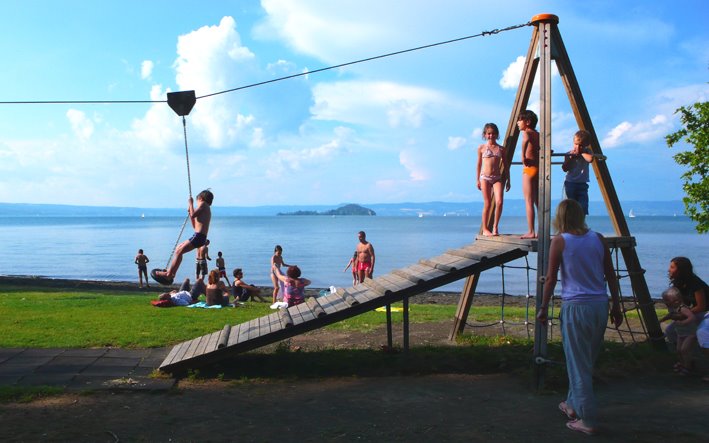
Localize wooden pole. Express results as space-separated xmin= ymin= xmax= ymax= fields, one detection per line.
xmin=531 ymin=13 xmax=558 ymax=389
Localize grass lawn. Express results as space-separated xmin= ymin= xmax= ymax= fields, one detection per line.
xmin=0 ymin=285 xmax=655 ymax=349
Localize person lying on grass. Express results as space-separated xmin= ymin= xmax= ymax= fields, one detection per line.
xmin=156 ymin=277 xmax=206 ymax=306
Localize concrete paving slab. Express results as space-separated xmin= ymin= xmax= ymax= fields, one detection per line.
xmin=0 ymin=363 xmax=40 ymax=376
xmin=92 ymin=357 xmax=142 ymax=367
xmin=61 ymin=349 xmax=108 ymax=357
xmin=48 ymin=356 xmax=100 ymax=366
xmin=79 ymin=365 xmax=136 ymax=377
xmin=35 ymin=365 xmax=92 ymax=374
xmin=4 ymin=356 xmax=54 ymax=366
xmin=0 ymin=375 xmax=23 ymax=386
xmin=17 ymin=373 xmax=74 ymax=387
xmin=0 ymin=349 xmax=25 ymax=363
xmin=17 ymin=349 xmax=64 ymax=357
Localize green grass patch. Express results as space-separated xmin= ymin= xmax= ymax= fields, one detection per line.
xmin=0 ymin=385 xmax=64 ymax=403
xmin=0 ymin=287 xmax=273 ymax=348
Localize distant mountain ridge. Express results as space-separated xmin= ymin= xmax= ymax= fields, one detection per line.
xmin=0 ymin=200 xmax=687 ymax=217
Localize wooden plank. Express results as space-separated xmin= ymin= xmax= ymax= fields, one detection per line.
xmin=376 ymin=273 xmax=415 ymax=292
xmin=306 ymin=297 xmax=327 ymax=318
xmin=317 ymin=294 xmax=340 ymax=315
xmin=266 ymin=312 xmax=282 ymax=333
xmin=182 ymin=336 xmax=205 ymax=360
xmin=256 ymin=315 xmax=269 ymax=336
xmin=245 ymin=319 xmax=259 ymax=341
xmin=205 ymin=331 xmax=222 ymax=353
xmin=217 ymin=325 xmax=231 ymax=349
xmin=336 ymin=288 xmax=359 ymax=306
xmin=445 ymin=248 xmax=487 ymax=261
xmin=346 ymin=286 xmax=376 ymax=304
xmin=194 ymin=334 xmax=211 ymax=356
xmin=280 ymin=308 xmax=294 ymax=328
xmin=360 ymin=278 xmax=392 ymax=297
xmin=419 ymin=258 xmax=455 ymax=273
xmin=296 ymin=302 xmax=316 ymax=323
xmin=288 ymin=305 xmax=305 ymax=326
xmin=160 ymin=343 xmax=183 ymax=368
xmin=406 ymin=263 xmax=446 ymax=280
xmin=238 ymin=319 xmax=250 ymax=343
xmin=391 ymin=269 xmax=424 ymax=284
xmin=227 ymin=324 xmax=241 ymax=347
xmin=320 ymin=294 xmax=348 ymax=314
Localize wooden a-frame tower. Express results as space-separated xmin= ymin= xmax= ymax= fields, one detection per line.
xmin=450 ymin=13 xmax=664 ymax=383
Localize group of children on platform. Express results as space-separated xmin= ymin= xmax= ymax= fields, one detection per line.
xmin=476 ymin=110 xmax=594 ymax=238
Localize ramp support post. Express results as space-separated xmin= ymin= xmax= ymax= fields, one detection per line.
xmin=386 ymin=304 xmax=393 ymax=350
xmin=403 ymin=296 xmax=410 ymax=353
xmin=449 ymin=272 xmax=481 ymax=340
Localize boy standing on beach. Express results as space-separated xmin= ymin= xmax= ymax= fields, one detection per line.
xmin=134 ymin=249 xmax=150 ymax=288
xmin=195 ymin=240 xmax=211 ymax=281
xmin=152 ymin=190 xmax=213 ymax=285
xmin=562 ymin=130 xmax=594 ymax=215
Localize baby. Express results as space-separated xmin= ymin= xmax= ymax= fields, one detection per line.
xmin=660 ymin=287 xmax=698 ymax=375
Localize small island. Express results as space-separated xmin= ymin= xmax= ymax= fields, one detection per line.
xmin=278 ymin=203 xmax=376 ymax=216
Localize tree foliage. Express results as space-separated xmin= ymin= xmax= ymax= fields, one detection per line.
xmin=666 ymin=101 xmax=709 ymax=234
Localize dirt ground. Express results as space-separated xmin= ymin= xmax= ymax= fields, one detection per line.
xmin=1 ymin=278 xmax=707 ymax=441
xmin=1 ymin=320 xmax=708 ymax=442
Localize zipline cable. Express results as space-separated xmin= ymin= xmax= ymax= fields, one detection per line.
xmin=0 ymin=21 xmax=531 ymax=105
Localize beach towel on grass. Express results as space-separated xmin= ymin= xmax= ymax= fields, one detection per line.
xmin=187 ymin=301 xmax=234 ymax=309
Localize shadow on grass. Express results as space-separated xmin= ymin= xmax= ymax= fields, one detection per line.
xmin=170 ymin=338 xmax=672 ymax=388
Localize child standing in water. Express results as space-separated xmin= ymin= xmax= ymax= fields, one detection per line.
xmin=343 ymin=251 xmax=359 ymax=286
xmin=476 ymin=123 xmax=510 ymax=236
xmin=517 ymin=110 xmax=540 ymax=239
xmin=134 ymin=249 xmax=150 ymax=288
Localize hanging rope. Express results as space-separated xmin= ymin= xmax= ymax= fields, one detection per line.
xmin=165 ymin=116 xmax=194 ymax=268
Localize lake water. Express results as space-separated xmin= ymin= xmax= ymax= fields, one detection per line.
xmin=0 ymin=214 xmax=705 ymax=297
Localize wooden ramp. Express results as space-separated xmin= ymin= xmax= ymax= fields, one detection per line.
xmin=159 ymin=240 xmax=529 ymax=373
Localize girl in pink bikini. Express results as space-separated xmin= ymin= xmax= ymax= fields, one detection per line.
xmin=476 ymin=123 xmax=510 ymax=236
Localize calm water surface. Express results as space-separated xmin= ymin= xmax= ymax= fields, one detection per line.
xmin=0 ymin=215 xmax=705 ymax=296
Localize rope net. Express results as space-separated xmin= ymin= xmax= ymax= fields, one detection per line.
xmin=463 ymin=251 xmax=653 ymax=345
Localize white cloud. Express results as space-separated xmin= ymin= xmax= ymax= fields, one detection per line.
xmin=447 ymin=136 xmax=467 ymax=151
xmin=500 ymin=56 xmax=525 ymax=90
xmin=66 ymin=109 xmax=94 ymax=141
xmin=141 ymin=60 xmax=154 ymax=80
xmin=265 ymin=126 xmax=352 ymax=178
xmin=311 ymin=80 xmax=445 ymax=128
xmin=399 ymin=149 xmax=429 ymax=182
xmin=173 ymin=16 xmax=256 ymax=148
xmin=601 ymin=115 xmax=673 ymax=148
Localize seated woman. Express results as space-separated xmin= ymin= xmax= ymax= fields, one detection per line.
xmin=272 ymin=265 xmax=311 ymax=307
xmin=232 ymin=268 xmax=267 ymax=303
xmin=205 ymin=269 xmax=230 ymax=307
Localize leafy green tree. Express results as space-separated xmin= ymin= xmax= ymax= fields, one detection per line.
xmin=666 ymin=101 xmax=709 ymax=233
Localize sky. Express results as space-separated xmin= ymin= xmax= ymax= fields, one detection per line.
xmin=0 ymin=0 xmax=707 ymax=208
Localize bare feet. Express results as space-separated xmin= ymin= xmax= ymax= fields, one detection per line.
xmin=482 ymin=230 xmax=494 ymax=237
xmin=492 ymin=230 xmax=500 ymax=236
xmin=520 ymin=232 xmax=537 ymax=239
xmin=151 ymin=269 xmax=174 ymax=285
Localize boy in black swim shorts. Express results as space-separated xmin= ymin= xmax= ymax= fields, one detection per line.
xmin=152 ymin=190 xmax=213 ymax=285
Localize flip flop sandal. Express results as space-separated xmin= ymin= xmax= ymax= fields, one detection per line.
xmin=151 ymin=269 xmax=174 ymax=286
xmin=566 ymin=419 xmax=598 ymax=436
xmin=558 ymin=401 xmax=577 ymax=420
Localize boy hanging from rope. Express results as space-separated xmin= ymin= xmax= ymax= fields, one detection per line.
xmin=152 ymin=190 xmax=213 ymax=285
